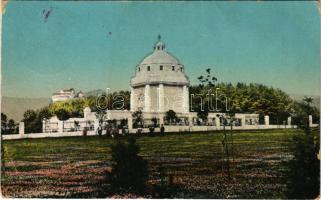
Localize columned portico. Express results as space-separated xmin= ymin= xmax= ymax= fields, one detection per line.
xmin=144 ymin=84 xmax=151 ymax=112
xmin=130 ymin=87 xmax=135 ymax=112
xmin=158 ymin=84 xmax=164 ymax=112
xmin=183 ymin=85 xmax=189 ymax=113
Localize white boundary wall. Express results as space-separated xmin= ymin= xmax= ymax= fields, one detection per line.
xmin=2 ymin=124 xmax=307 ymax=140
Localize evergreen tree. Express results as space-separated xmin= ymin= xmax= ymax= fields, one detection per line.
xmin=109 ymin=137 xmax=149 ymax=194
xmin=285 ymin=97 xmax=320 ymax=198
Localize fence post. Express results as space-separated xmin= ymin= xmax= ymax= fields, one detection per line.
xmin=264 ymin=115 xmax=270 ymax=126
xmin=287 ymin=117 xmax=292 ymax=127
xmin=215 ymin=116 xmax=220 ymax=129
xmin=188 ymin=116 xmax=194 ymax=127
xmin=241 ymin=116 xmax=246 ymax=127
xmin=58 ymin=120 xmax=64 ymax=133
xmin=42 ymin=119 xmax=46 ymax=133
xmin=128 ymin=116 xmax=133 ymax=132
xmin=19 ymin=122 xmax=25 ymax=136
xmin=93 ymin=119 xmax=98 ymax=130
xmin=309 ymin=115 xmax=313 ymax=127
xmin=159 ymin=116 xmax=164 ymax=126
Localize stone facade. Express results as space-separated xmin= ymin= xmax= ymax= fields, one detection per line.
xmin=130 ymin=39 xmax=189 ymax=115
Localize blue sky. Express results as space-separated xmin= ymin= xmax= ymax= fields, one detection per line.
xmin=2 ymin=1 xmax=320 ymax=98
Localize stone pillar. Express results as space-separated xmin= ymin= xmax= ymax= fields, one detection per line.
xmin=42 ymin=119 xmax=46 ymax=133
xmin=215 ymin=116 xmax=220 ymax=127
xmin=58 ymin=120 xmax=64 ymax=133
xmin=287 ymin=117 xmax=292 ymax=126
xmin=158 ymin=84 xmax=164 ymax=112
xmin=183 ymin=85 xmax=189 ymax=113
xmin=309 ymin=115 xmax=313 ymax=127
xmin=159 ymin=115 xmax=164 ymax=126
xmin=188 ymin=116 xmax=193 ymax=126
xmin=130 ymin=87 xmax=135 ymax=112
xmin=94 ymin=120 xmax=99 ymax=132
xmin=128 ymin=116 xmax=133 ymax=131
xmin=144 ymin=84 xmax=151 ymax=112
xmin=84 ymin=107 xmax=91 ymax=119
xmin=241 ymin=116 xmax=246 ymax=127
xmin=264 ymin=115 xmax=269 ymax=126
xmin=19 ymin=122 xmax=25 ymax=135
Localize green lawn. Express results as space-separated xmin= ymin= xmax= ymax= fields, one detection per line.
xmin=1 ymin=129 xmax=308 ymax=198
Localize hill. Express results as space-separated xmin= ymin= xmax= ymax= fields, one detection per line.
xmin=1 ymin=97 xmax=51 ymax=122
xmin=289 ymin=94 xmax=320 ymax=110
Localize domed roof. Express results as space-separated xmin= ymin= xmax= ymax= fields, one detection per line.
xmin=140 ymin=50 xmax=180 ymax=65
xmin=130 ymin=36 xmax=189 ymax=87
xmin=139 ymin=41 xmax=180 ymax=65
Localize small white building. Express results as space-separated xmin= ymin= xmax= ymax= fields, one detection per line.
xmin=52 ymin=88 xmax=76 ymax=102
xmin=51 ymin=88 xmax=86 ymax=102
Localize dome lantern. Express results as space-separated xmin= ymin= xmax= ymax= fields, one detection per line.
xmin=154 ymin=35 xmax=165 ymax=51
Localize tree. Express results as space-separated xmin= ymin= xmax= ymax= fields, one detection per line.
xmin=7 ymin=119 xmax=16 ymax=132
xmin=285 ymin=97 xmax=320 ymax=199
xmin=193 ymin=68 xmax=218 ymax=122
xmin=190 ymin=82 xmax=295 ymax=124
xmin=197 ymin=109 xmax=208 ymax=124
xmin=1 ymin=113 xmax=8 ymax=133
xmin=23 ymin=110 xmax=37 ymax=124
xmin=165 ymin=110 xmax=177 ymax=124
xmin=38 ymin=107 xmax=53 ymax=121
xmin=303 ymin=96 xmax=313 ymax=106
xmin=120 ymin=119 xmax=128 ymax=128
xmin=23 ymin=110 xmax=42 ymax=133
xmin=151 ymin=117 xmax=158 ymax=127
xmin=108 ymin=137 xmax=148 ymax=194
xmin=291 ymin=97 xmax=319 ymax=128
xmin=95 ymin=110 xmax=106 ymax=123
xmin=55 ymin=108 xmax=71 ymax=121
xmin=197 ymin=68 xmax=217 ymax=88
xmin=132 ymin=110 xmax=143 ymax=128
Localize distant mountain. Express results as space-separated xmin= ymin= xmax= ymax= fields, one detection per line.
xmin=289 ymin=94 xmax=320 ymax=110
xmin=1 ymin=89 xmax=104 ymax=122
xmin=1 ymin=97 xmax=51 ymax=122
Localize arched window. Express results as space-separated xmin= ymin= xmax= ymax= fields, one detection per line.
xmin=138 ymin=67 xmax=140 ymax=72
xmin=147 ymin=66 xmax=150 ymax=71
xmin=160 ymin=65 xmax=163 ymax=70
xmin=172 ymin=66 xmax=175 ymax=71
xmin=181 ymin=67 xmax=183 ymax=72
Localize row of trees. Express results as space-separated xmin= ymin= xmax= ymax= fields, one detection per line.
xmin=191 ymin=68 xmax=319 ymax=125
xmin=1 ymin=113 xmax=18 ymax=134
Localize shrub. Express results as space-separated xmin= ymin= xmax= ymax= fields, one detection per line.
xmin=109 ymin=137 xmax=148 ymax=194
xmin=285 ymin=129 xmax=320 ymax=198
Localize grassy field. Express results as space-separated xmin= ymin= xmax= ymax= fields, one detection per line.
xmin=1 ymin=129 xmax=310 ymax=198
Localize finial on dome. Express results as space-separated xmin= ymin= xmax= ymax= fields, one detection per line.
xmin=154 ymin=35 xmax=165 ymax=51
